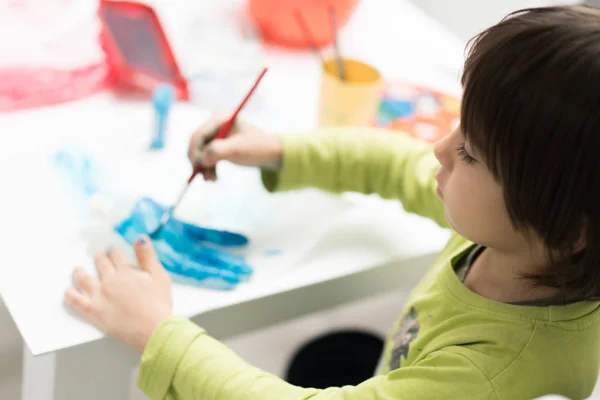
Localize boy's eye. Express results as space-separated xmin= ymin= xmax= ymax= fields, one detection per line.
xmin=456 ymin=143 xmax=476 ymax=165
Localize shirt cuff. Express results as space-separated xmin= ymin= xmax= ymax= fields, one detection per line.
xmin=261 ymin=134 xmax=312 ymax=192
xmin=137 ymin=317 xmax=205 ymax=400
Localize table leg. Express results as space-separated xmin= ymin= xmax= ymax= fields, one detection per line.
xmin=22 ymin=347 xmax=55 ymax=400
xmin=22 ymin=338 xmax=138 ymax=400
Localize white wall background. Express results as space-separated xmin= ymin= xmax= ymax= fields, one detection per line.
xmin=410 ymin=0 xmax=582 ymax=41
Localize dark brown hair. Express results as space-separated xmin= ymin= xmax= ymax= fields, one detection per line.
xmin=461 ymin=5 xmax=600 ymax=299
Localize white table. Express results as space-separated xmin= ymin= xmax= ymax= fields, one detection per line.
xmin=0 ymin=0 xmax=464 ymax=398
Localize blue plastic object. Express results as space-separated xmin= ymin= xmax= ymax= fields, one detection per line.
xmin=150 ymin=84 xmax=175 ymax=150
xmin=115 ymin=198 xmax=253 ymax=290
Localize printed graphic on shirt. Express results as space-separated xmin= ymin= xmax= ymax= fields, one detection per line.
xmin=389 ymin=307 xmax=420 ymax=370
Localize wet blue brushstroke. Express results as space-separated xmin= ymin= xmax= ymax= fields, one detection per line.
xmin=114 ymin=198 xmax=253 ymax=290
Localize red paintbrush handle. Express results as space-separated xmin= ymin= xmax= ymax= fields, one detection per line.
xmin=214 ymin=117 xmax=236 ymax=141
xmin=226 ymin=67 xmax=268 ymax=126
xmin=188 ymin=67 xmax=268 ymax=184
xmin=188 ymin=167 xmax=200 ymax=184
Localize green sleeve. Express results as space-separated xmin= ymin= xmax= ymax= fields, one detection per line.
xmin=138 ymin=317 xmax=496 ymax=400
xmin=262 ymin=127 xmax=447 ymax=228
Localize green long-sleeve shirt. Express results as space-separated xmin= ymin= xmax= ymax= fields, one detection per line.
xmin=138 ymin=129 xmax=600 ymax=399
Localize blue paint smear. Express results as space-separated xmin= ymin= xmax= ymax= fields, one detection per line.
xmin=114 ymin=198 xmax=253 ymax=291
xmin=264 ymin=249 xmax=283 ymax=257
xmin=53 ymin=150 xmax=102 ymax=198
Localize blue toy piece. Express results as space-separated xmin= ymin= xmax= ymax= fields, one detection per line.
xmin=150 ymin=84 xmax=176 ymax=150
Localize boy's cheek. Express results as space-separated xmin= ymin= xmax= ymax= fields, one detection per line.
xmin=444 ymin=193 xmax=487 ymax=240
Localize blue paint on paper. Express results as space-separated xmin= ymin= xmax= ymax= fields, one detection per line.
xmin=52 ymin=148 xmax=255 ymax=291
xmin=53 ymin=150 xmax=102 ymax=198
xmin=115 ymin=198 xmax=253 ymax=290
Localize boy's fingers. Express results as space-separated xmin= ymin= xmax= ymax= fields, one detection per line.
xmin=202 ymin=168 xmax=217 ymax=181
xmin=72 ymin=268 xmax=99 ymax=295
xmin=94 ymin=253 xmax=115 ymax=279
xmin=64 ymin=288 xmax=97 ymax=319
xmin=201 ymin=139 xmax=238 ymax=167
xmin=188 ymin=112 xmax=235 ymax=165
xmin=107 ymin=247 xmax=131 ymax=270
xmin=188 ymin=138 xmax=203 ymax=167
xmin=134 ymin=236 xmax=163 ymax=275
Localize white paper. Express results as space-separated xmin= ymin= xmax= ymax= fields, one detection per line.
xmin=0 ymin=100 xmax=358 ymax=355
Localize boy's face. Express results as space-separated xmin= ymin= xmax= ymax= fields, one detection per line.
xmin=433 ymin=128 xmax=531 ymax=253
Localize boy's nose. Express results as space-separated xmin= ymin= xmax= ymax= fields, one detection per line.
xmin=433 ymin=134 xmax=453 ymax=170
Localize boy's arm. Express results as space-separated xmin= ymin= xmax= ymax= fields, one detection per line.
xmin=138 ymin=318 xmax=496 ymax=400
xmin=262 ymin=128 xmax=447 ymax=228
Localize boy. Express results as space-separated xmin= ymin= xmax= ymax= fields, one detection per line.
xmin=65 ymin=5 xmax=600 ymax=399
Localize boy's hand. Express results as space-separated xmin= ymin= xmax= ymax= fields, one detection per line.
xmin=188 ymin=112 xmax=283 ymax=181
xmin=64 ymin=236 xmax=172 ymax=354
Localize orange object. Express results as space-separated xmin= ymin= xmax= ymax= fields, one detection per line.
xmin=248 ymin=0 xmax=359 ymax=48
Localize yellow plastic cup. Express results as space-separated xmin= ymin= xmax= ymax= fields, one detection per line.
xmin=318 ymin=57 xmax=383 ymax=127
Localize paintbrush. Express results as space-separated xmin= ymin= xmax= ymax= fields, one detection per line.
xmin=328 ymin=6 xmax=347 ymax=81
xmin=149 ymin=67 xmax=269 ymax=238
